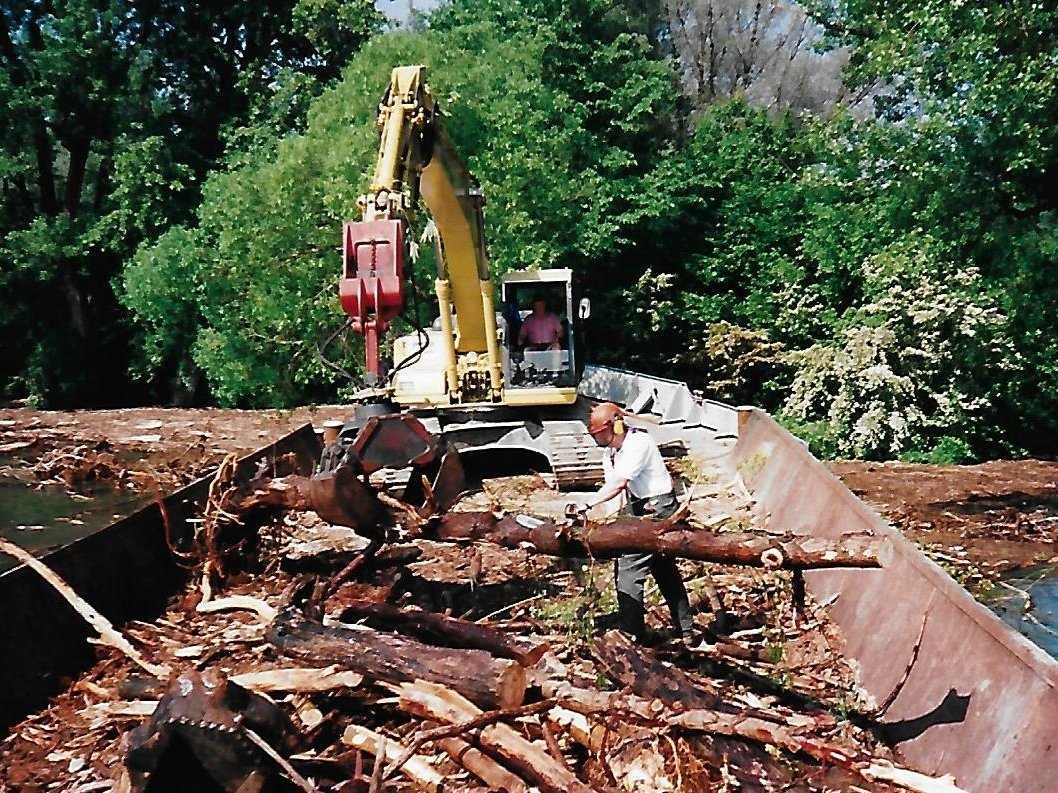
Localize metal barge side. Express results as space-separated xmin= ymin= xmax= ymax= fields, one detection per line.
xmin=0 ymin=424 xmax=321 ymax=733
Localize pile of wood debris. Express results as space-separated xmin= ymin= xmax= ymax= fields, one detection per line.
xmin=0 ymin=468 xmax=963 ymax=793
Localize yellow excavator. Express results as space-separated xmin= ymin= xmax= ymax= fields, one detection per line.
xmin=326 ymin=65 xmax=601 ymax=493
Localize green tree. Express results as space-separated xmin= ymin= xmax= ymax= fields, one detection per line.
xmin=805 ymin=0 xmax=1058 ymax=453
xmin=782 ymin=235 xmax=1015 ymax=460
xmin=0 ymin=0 xmax=381 ymax=406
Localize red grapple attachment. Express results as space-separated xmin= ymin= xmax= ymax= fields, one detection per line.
xmin=311 ymin=412 xmax=467 ymax=525
xmin=308 ymin=465 xmax=388 ymax=533
xmin=350 ymin=413 xmax=467 ymax=515
xmin=349 ymin=413 xmax=438 ymax=475
xmin=339 ymin=219 xmax=406 ymax=383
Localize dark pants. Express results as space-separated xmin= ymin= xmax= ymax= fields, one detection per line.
xmin=614 ymin=492 xmax=694 ymax=641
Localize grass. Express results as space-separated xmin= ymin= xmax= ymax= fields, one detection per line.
xmin=531 ymin=561 xmax=618 ymax=644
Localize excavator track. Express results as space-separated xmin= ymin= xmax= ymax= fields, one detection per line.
xmin=422 ymin=366 xmax=739 ymax=492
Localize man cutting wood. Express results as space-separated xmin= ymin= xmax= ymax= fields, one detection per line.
xmin=577 ymin=402 xmax=694 ymax=644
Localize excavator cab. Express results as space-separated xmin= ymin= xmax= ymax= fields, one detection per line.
xmin=499 ymin=269 xmax=579 ymax=391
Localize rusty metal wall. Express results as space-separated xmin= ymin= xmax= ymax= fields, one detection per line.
xmin=0 ymin=424 xmax=321 ymax=733
xmin=731 ymin=408 xmax=1058 ymax=792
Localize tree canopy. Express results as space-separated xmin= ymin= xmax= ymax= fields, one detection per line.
xmin=0 ymin=0 xmax=381 ymax=405
xmin=4 ymin=0 xmax=1058 ymax=461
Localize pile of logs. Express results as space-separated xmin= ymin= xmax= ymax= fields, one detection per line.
xmin=0 ymin=452 xmax=964 ymax=793
xmin=1 ymin=527 xmax=961 ymax=793
xmin=110 ymin=596 xmax=951 ymax=793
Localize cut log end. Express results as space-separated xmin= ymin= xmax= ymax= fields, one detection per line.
xmin=496 ymin=662 xmax=528 ymax=710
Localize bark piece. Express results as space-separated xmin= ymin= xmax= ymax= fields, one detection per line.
xmin=268 ymin=609 xmax=526 ymax=709
xmin=337 ymin=598 xmax=549 ymax=666
xmin=859 ymin=761 xmax=967 ymax=793
xmin=428 ymin=513 xmax=887 ymax=569
xmin=394 ymin=681 xmax=596 ymax=793
xmin=229 ymin=666 xmax=364 ymax=693
xmin=341 ymin=725 xmax=444 ymax=792
xmin=197 ymin=595 xmax=278 ymax=623
xmin=547 ymin=706 xmax=603 ymax=753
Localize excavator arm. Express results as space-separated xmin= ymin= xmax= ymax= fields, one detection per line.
xmin=340 ymin=65 xmax=502 ymax=401
xmin=317 ymin=67 xmax=588 ymax=517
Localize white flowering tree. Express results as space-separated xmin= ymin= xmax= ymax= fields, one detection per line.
xmin=782 ymin=235 xmax=1017 ymax=460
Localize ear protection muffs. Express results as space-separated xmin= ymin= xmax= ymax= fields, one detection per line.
xmin=612 ymin=418 xmax=625 ymax=436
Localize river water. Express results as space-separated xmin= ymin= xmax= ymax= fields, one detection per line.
xmin=988 ymin=566 xmax=1058 ymax=659
xmin=0 ymin=470 xmax=149 ymax=573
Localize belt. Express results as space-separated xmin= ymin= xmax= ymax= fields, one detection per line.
xmin=629 ymin=491 xmax=677 ymax=519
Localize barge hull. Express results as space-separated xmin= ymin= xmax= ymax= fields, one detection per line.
xmin=732 ymin=408 xmax=1058 ymax=792
xmin=0 ymin=423 xmax=321 ymax=733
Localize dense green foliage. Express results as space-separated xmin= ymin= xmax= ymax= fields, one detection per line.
xmin=5 ymin=0 xmax=1058 ymax=461
xmin=0 ymin=0 xmax=381 ymax=405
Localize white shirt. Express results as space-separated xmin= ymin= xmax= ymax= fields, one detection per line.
xmin=602 ymin=429 xmax=672 ymax=499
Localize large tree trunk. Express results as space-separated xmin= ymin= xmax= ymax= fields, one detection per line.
xmin=427 ymin=512 xmax=888 ymax=570
xmin=63 ymin=136 xmax=90 ymax=219
xmin=235 ymin=474 xmax=886 ymax=569
xmin=267 ymin=609 xmax=526 ymax=710
xmin=58 ymin=262 xmax=90 ymax=343
xmin=547 ymin=683 xmax=863 ymax=769
xmin=336 ymin=599 xmax=549 ymax=667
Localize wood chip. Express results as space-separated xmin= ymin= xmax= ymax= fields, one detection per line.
xmin=229 ymin=666 xmax=364 ymax=693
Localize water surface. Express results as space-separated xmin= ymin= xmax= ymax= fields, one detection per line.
xmin=988 ymin=565 xmax=1058 ymax=659
xmin=0 ymin=469 xmax=149 ymax=573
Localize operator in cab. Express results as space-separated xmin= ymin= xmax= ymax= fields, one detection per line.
xmin=578 ymin=402 xmax=694 ymax=644
xmin=517 ymin=294 xmax=562 ymax=351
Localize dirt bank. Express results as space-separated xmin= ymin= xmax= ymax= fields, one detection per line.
xmin=0 ymin=405 xmax=346 ymax=490
xmin=830 ymin=459 xmax=1058 ymax=579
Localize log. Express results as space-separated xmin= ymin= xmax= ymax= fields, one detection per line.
xmin=547 ymin=706 xmax=603 ymax=753
xmin=341 ymin=724 xmax=444 ymax=792
xmin=547 ymin=682 xmax=862 ymax=768
xmin=593 ymin=629 xmax=725 ymax=711
xmin=427 ymin=513 xmax=888 ymax=569
xmin=268 ymin=609 xmax=526 ymax=709
xmin=337 ymin=599 xmax=549 ymax=666
xmin=394 ymin=681 xmax=596 ymax=793
xmin=564 ymin=685 xmax=957 ymax=792
xmin=423 ymin=720 xmax=530 ymax=793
